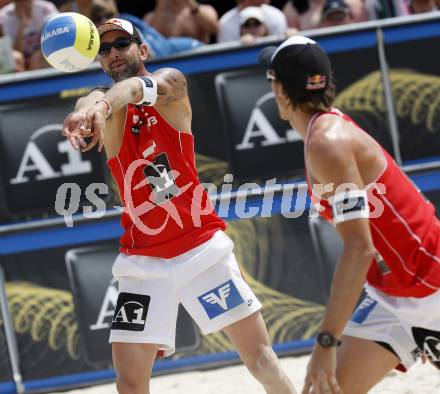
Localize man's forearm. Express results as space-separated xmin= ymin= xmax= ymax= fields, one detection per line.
xmin=75 ymin=90 xmax=105 ymax=113
xmin=101 ymin=78 xmax=143 ymax=114
xmin=319 ymin=247 xmax=374 ymax=338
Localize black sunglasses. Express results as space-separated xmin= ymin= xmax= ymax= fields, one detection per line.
xmin=266 ymin=69 xmax=276 ymax=82
xmin=98 ymin=37 xmax=139 ymax=56
xmin=243 ymin=19 xmax=262 ymax=29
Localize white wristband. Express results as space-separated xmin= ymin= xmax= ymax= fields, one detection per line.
xmin=134 ymin=76 xmax=158 ymax=106
xmin=330 ymin=189 xmax=369 ymax=223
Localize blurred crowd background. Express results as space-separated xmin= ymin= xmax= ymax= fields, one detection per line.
xmin=0 ymin=0 xmax=438 ymax=73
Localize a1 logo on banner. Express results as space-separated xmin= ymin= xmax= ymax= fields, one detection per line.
xmin=215 ymin=69 xmax=305 ymax=180
xmin=10 ymin=124 xmax=92 ymax=185
xmin=0 ymin=100 xmax=107 ymax=218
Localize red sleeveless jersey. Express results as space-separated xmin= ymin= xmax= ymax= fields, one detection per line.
xmin=107 ymin=104 xmax=226 ymax=259
xmin=306 ymin=109 xmax=440 ymax=298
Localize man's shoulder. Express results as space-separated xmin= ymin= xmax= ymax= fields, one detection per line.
xmin=309 ymin=115 xmax=352 ymax=153
xmin=152 ymin=67 xmax=185 ymax=79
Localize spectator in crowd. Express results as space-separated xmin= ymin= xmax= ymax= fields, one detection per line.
xmin=0 ymin=0 xmax=58 ymax=70
xmin=218 ymin=0 xmax=288 ymax=43
xmin=90 ymin=0 xmax=203 ymax=59
xmin=283 ymin=0 xmax=367 ymax=29
xmin=239 ymin=6 xmax=269 ymax=44
xmin=408 ymin=0 xmax=437 ymax=13
xmin=320 ymin=0 xmax=353 ymax=26
xmin=57 ymin=0 xmax=92 ymax=18
xmin=0 ymin=23 xmax=25 ymax=72
xmin=144 ymin=0 xmax=218 ymax=44
xmin=364 ymin=0 xmax=409 ymax=19
xmin=90 ymin=0 xmax=118 ymax=26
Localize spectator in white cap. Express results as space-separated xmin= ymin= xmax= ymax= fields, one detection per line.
xmin=218 ymin=0 xmax=288 ymax=43
xmin=239 ymin=6 xmax=268 ymax=45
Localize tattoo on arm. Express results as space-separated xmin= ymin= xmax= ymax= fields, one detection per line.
xmin=156 ymin=68 xmax=187 ymax=104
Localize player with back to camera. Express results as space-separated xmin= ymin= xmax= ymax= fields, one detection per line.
xmin=259 ymin=35 xmax=440 ymax=394
xmin=62 ymin=18 xmax=297 ymax=394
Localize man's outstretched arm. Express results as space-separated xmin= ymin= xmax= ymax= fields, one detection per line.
xmin=79 ymin=69 xmax=189 ymax=152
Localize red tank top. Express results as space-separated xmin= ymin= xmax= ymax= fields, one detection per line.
xmin=107 ymin=104 xmax=226 ymax=259
xmin=306 ymin=109 xmax=440 ymax=298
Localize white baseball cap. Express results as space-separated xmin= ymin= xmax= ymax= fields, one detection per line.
xmin=239 ymin=6 xmax=265 ymax=25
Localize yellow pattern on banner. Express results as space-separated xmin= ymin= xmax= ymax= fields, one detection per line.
xmin=5 ymin=282 xmax=79 ymax=360
xmin=335 ymin=69 xmax=440 ymax=133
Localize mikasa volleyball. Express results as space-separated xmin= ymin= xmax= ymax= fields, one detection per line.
xmin=41 ymin=13 xmax=100 ymax=73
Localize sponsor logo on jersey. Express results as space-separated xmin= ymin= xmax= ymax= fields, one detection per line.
xmin=144 ymin=152 xmax=180 ymax=204
xmin=198 ymin=280 xmax=244 ymax=319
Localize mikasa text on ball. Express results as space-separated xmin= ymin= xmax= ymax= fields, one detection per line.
xmin=41 ymin=13 xmax=100 ymax=73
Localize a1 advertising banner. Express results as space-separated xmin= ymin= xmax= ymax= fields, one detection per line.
xmin=383 ymin=29 xmax=440 ymax=162
xmin=0 ymin=96 xmax=108 ymax=219
xmin=216 ymin=69 xmax=304 ymax=180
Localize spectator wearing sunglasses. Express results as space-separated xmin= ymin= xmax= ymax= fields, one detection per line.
xmin=239 ymin=6 xmax=268 ymax=45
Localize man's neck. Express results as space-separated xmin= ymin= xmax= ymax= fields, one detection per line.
xmin=289 ymin=110 xmax=317 ymax=141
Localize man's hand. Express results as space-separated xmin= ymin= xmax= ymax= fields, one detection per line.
xmin=302 ymin=345 xmax=342 ymax=394
xmin=81 ymin=102 xmax=108 ymax=152
xmin=62 ymin=111 xmax=89 ymax=150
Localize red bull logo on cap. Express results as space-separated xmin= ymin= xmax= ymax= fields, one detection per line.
xmin=306 ymin=74 xmax=327 ymax=90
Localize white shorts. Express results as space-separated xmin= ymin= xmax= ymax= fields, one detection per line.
xmin=344 ymin=285 xmax=440 ymax=370
xmin=109 ymin=230 xmax=262 ymax=356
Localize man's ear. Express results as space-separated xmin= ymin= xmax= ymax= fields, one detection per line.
xmin=273 ymin=82 xmax=288 ymax=102
xmin=139 ymin=43 xmax=148 ymax=61
xmin=274 ymin=82 xmax=295 ymax=113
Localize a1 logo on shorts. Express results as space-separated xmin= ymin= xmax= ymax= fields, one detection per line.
xmin=111 ymin=292 xmax=150 ymax=331
xmin=198 ymin=280 xmax=244 ymax=319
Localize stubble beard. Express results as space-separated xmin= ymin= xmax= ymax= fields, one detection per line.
xmin=108 ymin=57 xmax=142 ymax=82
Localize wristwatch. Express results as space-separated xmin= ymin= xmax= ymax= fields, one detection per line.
xmin=316 ymin=332 xmax=341 ymax=348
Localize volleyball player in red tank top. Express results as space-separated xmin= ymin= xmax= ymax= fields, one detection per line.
xmin=260 ymin=36 xmax=440 ymax=394
xmin=62 ymin=18 xmax=296 ymax=394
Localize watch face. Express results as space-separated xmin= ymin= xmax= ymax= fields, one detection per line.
xmin=318 ymin=333 xmax=334 ymax=347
